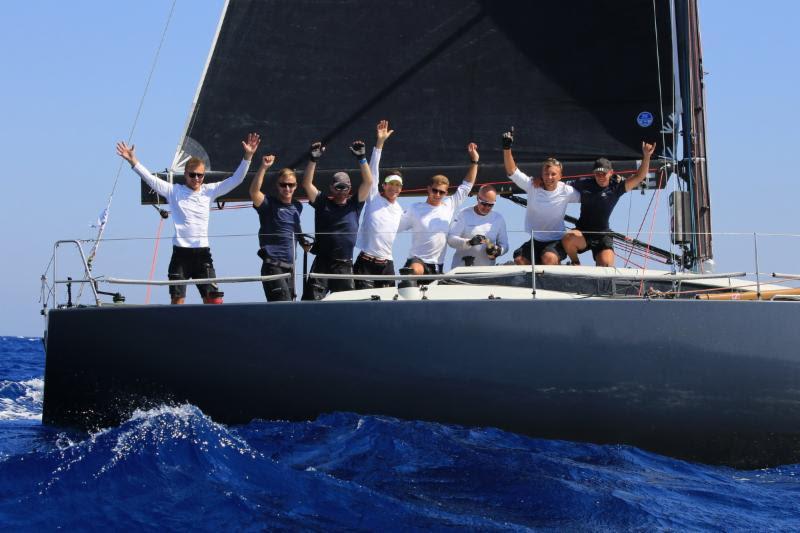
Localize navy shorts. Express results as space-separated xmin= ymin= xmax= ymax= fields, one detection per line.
xmin=513 ymin=239 xmax=567 ymax=263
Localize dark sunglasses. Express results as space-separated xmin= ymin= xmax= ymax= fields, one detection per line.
xmin=478 ymin=200 xmax=495 ymax=208
xmin=333 ymin=184 xmax=351 ymax=191
xmin=278 ymin=182 xmax=297 ymax=189
xmin=187 ymin=171 xmax=205 ymax=179
xmin=430 ymin=188 xmax=447 ymax=196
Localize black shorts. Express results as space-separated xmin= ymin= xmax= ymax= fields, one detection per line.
xmin=513 ymin=239 xmax=567 ymax=263
xmin=578 ymin=233 xmax=615 ymax=258
xmin=302 ymin=256 xmax=354 ymax=301
xmin=167 ymin=246 xmax=217 ymax=299
xmin=404 ymin=257 xmax=443 ymax=275
xmin=260 ymin=255 xmax=294 ymax=302
xmin=354 ymin=252 xmax=395 ymax=290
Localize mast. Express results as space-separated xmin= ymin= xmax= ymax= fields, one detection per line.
xmin=675 ymin=0 xmax=713 ymax=270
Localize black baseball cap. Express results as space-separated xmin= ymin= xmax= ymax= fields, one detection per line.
xmin=593 ymin=158 xmax=613 ymax=173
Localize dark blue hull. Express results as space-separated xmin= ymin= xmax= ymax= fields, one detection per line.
xmin=43 ymin=299 xmax=800 ymax=468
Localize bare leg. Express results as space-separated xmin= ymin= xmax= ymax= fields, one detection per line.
xmin=514 ymin=255 xmax=531 ymax=266
xmin=171 ymin=297 xmax=185 ymax=305
xmin=562 ymin=231 xmax=585 ymax=265
xmin=539 ymin=251 xmax=560 ymax=265
xmin=595 ymin=249 xmax=615 ymax=267
xmin=409 ymin=262 xmax=425 ymax=275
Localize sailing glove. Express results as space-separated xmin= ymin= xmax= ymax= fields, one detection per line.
xmin=309 ymin=142 xmax=325 ymax=162
xmin=468 ymin=235 xmax=487 ymax=246
xmin=349 ymin=141 xmax=366 ymax=160
xmin=486 ymin=244 xmax=501 ymax=258
xmin=501 ymin=127 xmax=514 ymax=150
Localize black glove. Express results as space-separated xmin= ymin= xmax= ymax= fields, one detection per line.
xmin=309 ymin=142 xmax=325 ymax=162
xmin=486 ymin=244 xmax=501 ymax=258
xmin=501 ymin=127 xmax=515 ymax=150
xmin=349 ymin=140 xmax=366 ymax=160
xmin=468 ymin=234 xmax=487 ymax=246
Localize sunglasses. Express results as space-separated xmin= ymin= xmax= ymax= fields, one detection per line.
xmin=478 ymin=200 xmax=495 ymax=208
xmin=430 ymin=188 xmax=447 ymax=196
xmin=333 ymin=184 xmax=351 ymax=191
xmin=278 ymin=182 xmax=297 ymax=189
xmin=187 ymin=171 xmax=205 ymax=180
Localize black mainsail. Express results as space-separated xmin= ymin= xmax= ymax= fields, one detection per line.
xmin=141 ymin=0 xmax=711 ymax=265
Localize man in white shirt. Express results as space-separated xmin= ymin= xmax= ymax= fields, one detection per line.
xmin=354 ymin=120 xmax=404 ymax=289
xmin=447 ymin=185 xmax=509 ymax=268
xmin=398 ymin=143 xmax=480 ymax=274
xmin=501 ymin=128 xmax=580 ymax=265
xmin=116 ymin=133 xmax=260 ymax=304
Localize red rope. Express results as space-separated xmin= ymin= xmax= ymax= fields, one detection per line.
xmin=638 ymin=186 xmax=664 ymax=295
xmin=145 ymin=217 xmax=165 ymax=304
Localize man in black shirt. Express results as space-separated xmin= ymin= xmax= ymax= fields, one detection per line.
xmin=563 ymin=142 xmax=656 ymax=266
xmin=249 ymin=154 xmax=305 ymax=301
xmin=301 ymin=140 xmax=374 ymax=300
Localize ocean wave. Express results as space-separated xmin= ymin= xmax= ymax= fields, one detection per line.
xmin=0 ymin=378 xmax=43 ymax=421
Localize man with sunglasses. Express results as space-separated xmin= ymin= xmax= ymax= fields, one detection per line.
xmin=116 ymin=133 xmax=260 ymax=304
xmin=354 ymin=120 xmax=404 ymax=290
xmin=398 ymin=143 xmax=480 ymax=275
xmin=447 ymin=185 xmax=509 ymax=268
xmin=249 ymin=154 xmax=304 ymax=301
xmin=301 ymin=139 xmax=374 ymax=300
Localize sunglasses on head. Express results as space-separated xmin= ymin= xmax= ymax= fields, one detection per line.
xmin=278 ymin=182 xmax=297 ymax=189
xmin=333 ymin=183 xmax=350 ymax=191
xmin=478 ymin=200 xmax=495 ymax=207
xmin=430 ymin=188 xmax=447 ymax=196
xmin=187 ymin=171 xmax=205 ymax=179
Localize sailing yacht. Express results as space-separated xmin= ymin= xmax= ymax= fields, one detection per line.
xmin=40 ymin=0 xmax=800 ymax=469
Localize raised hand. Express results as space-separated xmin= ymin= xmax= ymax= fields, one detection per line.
xmin=116 ymin=141 xmax=138 ymax=166
xmin=502 ymin=127 xmax=515 ymax=150
xmin=467 ymin=142 xmax=479 ymax=163
xmin=262 ymin=154 xmax=276 ymax=167
xmin=376 ymin=119 xmax=394 ymax=148
xmin=642 ymin=141 xmax=656 ymax=158
xmin=309 ymin=141 xmax=325 ymax=162
xmin=350 ymin=140 xmax=367 ymax=159
xmin=241 ymin=133 xmax=261 ymax=160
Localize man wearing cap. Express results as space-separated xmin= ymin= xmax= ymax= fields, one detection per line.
xmin=398 ymin=143 xmax=480 ymax=275
xmin=447 ymin=185 xmax=509 ymax=268
xmin=562 ymin=142 xmax=656 ymax=266
xmin=301 ymin=139 xmax=374 ymax=300
xmin=116 ymin=133 xmax=260 ymax=304
xmin=501 ymin=128 xmax=580 ymax=266
xmin=354 ymin=120 xmax=404 ymax=290
xmin=249 ymin=153 xmax=305 ymax=302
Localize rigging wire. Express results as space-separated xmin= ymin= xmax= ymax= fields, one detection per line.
xmin=145 ymin=217 xmax=166 ymax=304
xmin=83 ymin=0 xmax=178 ymax=275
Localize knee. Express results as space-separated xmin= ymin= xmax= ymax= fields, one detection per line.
xmin=514 ymin=256 xmax=531 ymax=266
xmin=540 ymin=253 xmax=559 ymax=265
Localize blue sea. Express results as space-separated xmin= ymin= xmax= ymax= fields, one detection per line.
xmin=1 ymin=336 xmax=799 ymax=530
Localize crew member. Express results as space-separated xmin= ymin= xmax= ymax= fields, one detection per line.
xmin=115 ymin=133 xmax=260 ymax=304
xmin=301 ymin=140 xmax=374 ymax=300
xmin=562 ymin=142 xmax=656 ymax=266
xmin=501 ymin=128 xmax=580 ymax=265
xmin=447 ymin=185 xmax=508 ymax=268
xmin=249 ymin=154 xmax=305 ymax=301
xmin=398 ymin=143 xmax=479 ymax=275
xmin=354 ymin=120 xmax=404 ymax=290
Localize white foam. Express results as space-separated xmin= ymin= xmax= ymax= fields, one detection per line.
xmin=0 ymin=378 xmax=44 ymax=421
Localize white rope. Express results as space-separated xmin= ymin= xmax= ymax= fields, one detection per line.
xmin=102 ymin=273 xmax=290 ymax=286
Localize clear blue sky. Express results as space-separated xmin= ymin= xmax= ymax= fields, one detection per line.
xmin=2 ymin=1 xmax=798 ymax=336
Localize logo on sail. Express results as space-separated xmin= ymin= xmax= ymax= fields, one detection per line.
xmin=636 ymin=111 xmax=654 ymax=128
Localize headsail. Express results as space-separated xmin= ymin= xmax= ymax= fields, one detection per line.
xmin=143 ymin=0 xmax=675 ymax=203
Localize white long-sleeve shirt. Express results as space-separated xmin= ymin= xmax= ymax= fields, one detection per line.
xmin=509 ymin=168 xmax=580 ymax=242
xmin=399 ymin=180 xmax=473 ymax=265
xmin=355 ymin=147 xmax=404 ymax=260
xmin=134 ymin=160 xmax=251 ymax=248
xmin=447 ymin=205 xmax=509 ymax=269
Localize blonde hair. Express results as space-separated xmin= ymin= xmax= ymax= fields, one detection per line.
xmin=429 ymin=174 xmax=450 ymax=188
xmin=541 ymin=157 xmax=563 ymax=175
xmin=276 ymin=168 xmax=296 ymax=182
xmin=185 ymin=157 xmax=205 ymax=173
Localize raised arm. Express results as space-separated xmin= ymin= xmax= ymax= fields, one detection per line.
xmin=502 ymin=127 xmax=516 ymax=176
xmin=369 ymin=120 xmax=393 ymax=197
xmin=249 ymin=154 xmax=275 ymax=207
xmin=624 ymin=141 xmax=656 ymax=192
xmin=302 ymin=141 xmax=324 ymax=203
xmin=350 ymin=140 xmax=373 ymax=203
xmin=465 ymin=142 xmax=479 ymax=185
xmin=211 ymin=132 xmax=260 ymax=198
xmin=116 ymin=141 xmax=172 ymax=197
